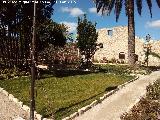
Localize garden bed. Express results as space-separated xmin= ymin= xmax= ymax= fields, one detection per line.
xmin=121 ymin=79 xmax=160 ymax=120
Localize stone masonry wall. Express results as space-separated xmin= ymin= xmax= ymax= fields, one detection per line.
xmin=94 ymin=26 xmax=160 ymax=66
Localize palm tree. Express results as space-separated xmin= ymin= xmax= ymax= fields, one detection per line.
xmin=93 ymin=0 xmax=160 ymax=65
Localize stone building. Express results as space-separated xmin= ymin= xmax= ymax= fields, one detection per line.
xmin=94 ymin=26 xmax=160 ymax=66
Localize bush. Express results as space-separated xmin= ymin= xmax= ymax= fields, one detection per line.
xmin=146 ymin=80 xmax=160 ymax=100
xmin=111 ymin=58 xmax=117 ymax=63
xmin=0 ymin=67 xmax=29 ymax=79
xmin=0 ymin=75 xmax=5 ymax=80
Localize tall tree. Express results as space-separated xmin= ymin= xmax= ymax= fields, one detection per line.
xmin=0 ymin=0 xmax=65 ymax=69
xmin=77 ymin=14 xmax=98 ymax=68
xmin=93 ymin=0 xmax=160 ymax=65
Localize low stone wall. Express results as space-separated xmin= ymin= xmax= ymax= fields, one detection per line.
xmin=62 ymin=75 xmax=139 ymax=120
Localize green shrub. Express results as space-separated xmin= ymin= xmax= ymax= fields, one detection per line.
xmin=0 ymin=67 xmax=29 ymax=79
xmin=0 ymin=75 xmax=5 ymax=80
xmin=111 ymin=58 xmax=117 ymax=63
xmin=146 ymin=80 xmax=160 ymax=100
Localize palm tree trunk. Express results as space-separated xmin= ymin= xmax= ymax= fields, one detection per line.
xmin=128 ymin=0 xmax=136 ymax=66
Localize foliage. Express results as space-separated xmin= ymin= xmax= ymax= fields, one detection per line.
xmin=146 ymin=80 xmax=160 ymax=100
xmin=0 ymin=0 xmax=69 ymax=71
xmin=0 ymin=66 xmax=29 ymax=80
xmin=121 ymin=98 xmax=160 ymax=120
xmin=121 ymin=79 xmax=160 ymax=120
xmin=0 ymin=66 xmax=133 ymax=120
xmin=150 ymin=52 xmax=160 ymax=59
xmin=94 ymin=0 xmax=160 ymax=22
xmin=77 ymin=14 xmax=98 ymax=68
xmin=144 ymin=49 xmax=150 ymax=66
xmin=0 ymin=0 xmax=54 ymax=67
xmin=98 ymin=64 xmax=153 ymax=76
xmin=144 ymin=51 xmax=160 ymax=66
xmin=37 ymin=19 xmax=69 ymax=51
xmin=38 ymin=42 xmax=80 ymax=68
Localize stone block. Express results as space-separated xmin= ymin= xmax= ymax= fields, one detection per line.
xmin=9 ymin=94 xmax=14 ymax=100
xmin=62 ymin=117 xmax=70 ymax=120
xmin=70 ymin=112 xmax=79 ymax=119
xmin=84 ymin=105 xmax=92 ymax=111
xmin=2 ymin=90 xmax=9 ymax=96
xmin=18 ymin=101 xmax=23 ymax=107
xmin=118 ymin=85 xmax=123 ymax=89
xmin=0 ymin=87 xmax=3 ymax=92
xmin=90 ymin=100 xmax=98 ymax=107
xmin=12 ymin=98 xmax=19 ymax=103
xmin=22 ymin=105 xmax=30 ymax=112
xmin=42 ymin=118 xmax=47 ymax=120
xmin=13 ymin=117 xmax=25 ymax=120
xmin=100 ymin=96 xmax=105 ymax=101
xmin=78 ymin=109 xmax=83 ymax=115
xmin=43 ymin=118 xmax=53 ymax=120
xmin=35 ymin=114 xmax=42 ymax=120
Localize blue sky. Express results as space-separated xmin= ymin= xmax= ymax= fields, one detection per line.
xmin=51 ymin=0 xmax=160 ymax=40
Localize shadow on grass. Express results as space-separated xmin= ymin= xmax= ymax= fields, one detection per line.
xmin=39 ymin=69 xmax=96 ymax=79
xmin=38 ymin=64 xmax=131 ymax=80
xmin=43 ymin=85 xmax=118 ymax=119
xmin=145 ymin=66 xmax=160 ymax=71
xmin=105 ymin=86 xmax=117 ymax=91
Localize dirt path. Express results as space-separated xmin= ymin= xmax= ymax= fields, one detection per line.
xmin=0 ymin=89 xmax=30 ymax=120
xmin=74 ymin=71 xmax=160 ymax=120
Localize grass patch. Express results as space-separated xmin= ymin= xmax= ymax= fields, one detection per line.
xmin=0 ymin=67 xmax=134 ymax=119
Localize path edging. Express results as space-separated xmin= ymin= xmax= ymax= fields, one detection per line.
xmin=62 ymin=75 xmax=139 ymax=120
xmin=123 ymin=77 xmax=158 ymax=115
xmin=0 ymin=75 xmax=140 ymax=120
xmin=0 ymin=87 xmax=49 ymax=120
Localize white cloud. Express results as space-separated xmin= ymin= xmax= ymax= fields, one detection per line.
xmin=61 ymin=7 xmax=85 ymax=17
xmin=61 ymin=7 xmax=70 ymax=12
xmin=146 ymin=20 xmax=160 ymax=28
xmin=88 ymin=7 xmax=97 ymax=13
xmin=88 ymin=7 xmax=105 ymax=16
xmin=60 ymin=21 xmax=77 ymax=33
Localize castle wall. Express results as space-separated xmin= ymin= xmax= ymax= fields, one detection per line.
xmin=94 ymin=26 xmax=160 ymax=66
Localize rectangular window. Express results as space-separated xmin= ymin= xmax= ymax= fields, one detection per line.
xmin=107 ymin=30 xmax=113 ymax=36
xmin=119 ymin=52 xmax=125 ymax=59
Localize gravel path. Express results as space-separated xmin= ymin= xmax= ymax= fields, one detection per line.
xmin=0 ymin=90 xmax=30 ymax=120
xmin=74 ymin=71 xmax=160 ymax=120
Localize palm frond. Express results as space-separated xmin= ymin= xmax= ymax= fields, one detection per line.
xmin=146 ymin=0 xmax=152 ymax=18
xmin=108 ymin=0 xmax=116 ymax=15
xmin=150 ymin=52 xmax=160 ymax=59
xmin=101 ymin=1 xmax=110 ymax=15
xmin=93 ymin=0 xmax=114 ymax=15
xmin=96 ymin=0 xmax=103 ymax=13
xmin=156 ymin=0 xmax=160 ymax=8
xmin=136 ymin=0 xmax=142 ymax=16
xmin=114 ymin=0 xmax=123 ymax=22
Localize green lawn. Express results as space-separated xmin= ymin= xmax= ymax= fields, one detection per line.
xmin=0 ymin=68 xmax=134 ymax=120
